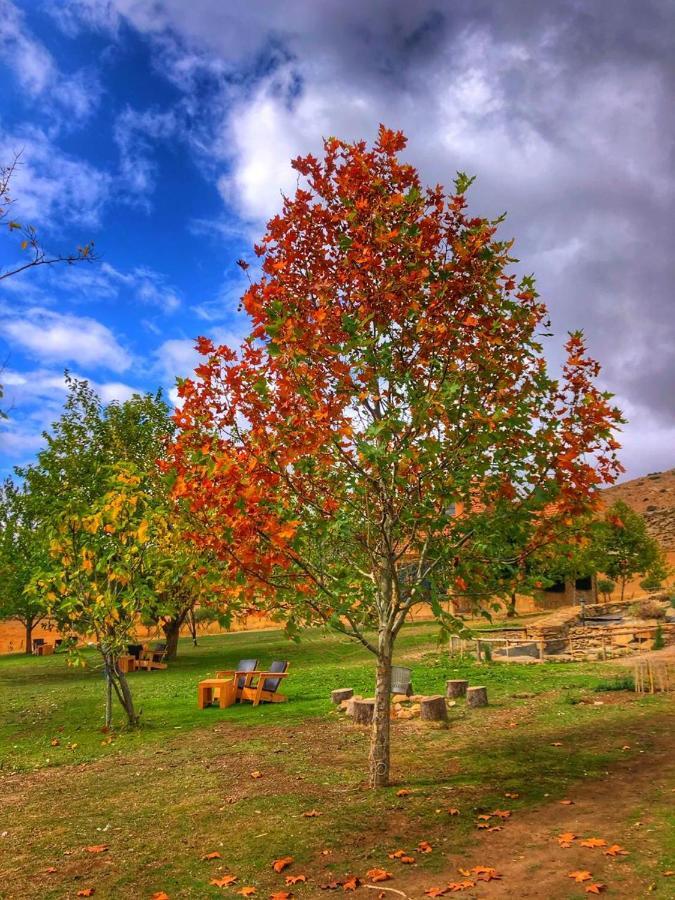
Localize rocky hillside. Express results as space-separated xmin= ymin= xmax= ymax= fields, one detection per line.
xmin=602 ymin=467 xmax=675 ymax=552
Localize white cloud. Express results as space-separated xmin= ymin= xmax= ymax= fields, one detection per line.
xmin=0 ymin=128 xmax=111 ymax=229
xmin=0 ymin=308 xmax=132 ymax=372
xmin=0 ymin=0 xmax=101 ymax=124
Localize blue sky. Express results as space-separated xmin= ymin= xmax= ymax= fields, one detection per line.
xmin=1 ymin=0 xmax=674 ymax=481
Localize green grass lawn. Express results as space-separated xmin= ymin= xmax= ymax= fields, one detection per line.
xmin=0 ymin=624 xmax=673 ymax=899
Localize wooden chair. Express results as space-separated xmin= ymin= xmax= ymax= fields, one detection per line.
xmin=215 ymin=658 xmax=259 ymax=700
xmin=239 ymin=661 xmax=290 ymax=706
xmin=137 ymin=644 xmax=168 ymax=671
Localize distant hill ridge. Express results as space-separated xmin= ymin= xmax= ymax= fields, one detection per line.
xmin=602 ymin=467 xmax=675 ymax=552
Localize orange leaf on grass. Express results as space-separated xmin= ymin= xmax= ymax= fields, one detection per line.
xmin=447 ymin=883 xmax=475 ymax=893
xmin=580 ymin=838 xmax=607 ymax=849
xmin=202 ymin=852 xmax=222 ymax=860
xmin=604 ymin=844 xmax=627 ymax=857
xmin=558 ymin=832 xmax=577 ymax=848
xmin=237 ymin=889 xmax=256 ymax=897
xmin=211 ymin=875 xmax=238 ymax=887
xmin=270 ymin=893 xmax=292 ymax=900
xmin=285 ymin=875 xmax=307 ymax=885
xmin=302 ymin=810 xmax=321 ymax=817
xmin=77 ymin=891 xmax=95 ymax=897
xmin=388 ymin=849 xmax=407 ymax=859
xmin=272 ymin=856 xmax=294 ymax=873
xmin=45 ymin=867 xmax=57 ymax=874
xmin=425 ymin=888 xmax=448 ymax=897
xmin=585 ymin=884 xmax=607 ymax=894
xmin=396 ymin=789 xmax=412 ymax=797
xmin=559 ymin=799 xmax=574 ymax=805
xmin=417 ymin=841 xmax=433 ymax=853
xmin=85 ymin=845 xmax=108 ymax=854
xmin=152 ymin=894 xmax=170 ymax=900
xmin=342 ymin=876 xmax=360 ymax=891
xmin=366 ymin=868 xmax=392 ymax=882
xmin=447 ymin=808 xmax=460 ymax=816
xmin=568 ymin=871 xmax=593 ymax=883
xmin=250 ymin=771 xmax=264 ymax=779
xmin=458 ymin=866 xmax=500 ymax=882
xmin=492 ymin=810 xmax=511 ymax=819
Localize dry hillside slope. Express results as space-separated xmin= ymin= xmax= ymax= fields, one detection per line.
xmin=602 ymin=467 xmax=675 ymax=552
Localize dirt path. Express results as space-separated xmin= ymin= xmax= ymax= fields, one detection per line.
xmin=613 ymin=644 xmax=675 ymax=666
xmin=382 ymin=720 xmax=675 ymax=899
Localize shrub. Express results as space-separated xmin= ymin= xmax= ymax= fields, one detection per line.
xmin=593 ymin=676 xmax=634 ymax=692
xmin=635 ymin=598 xmax=666 ymax=620
xmin=597 ymin=578 xmax=615 ymax=600
xmin=653 ymin=625 xmax=665 ymax=651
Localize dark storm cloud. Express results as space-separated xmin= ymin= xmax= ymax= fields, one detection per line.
xmin=53 ymin=0 xmax=675 ymax=474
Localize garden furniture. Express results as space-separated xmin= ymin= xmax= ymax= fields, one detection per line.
xmin=238 ymin=660 xmax=290 ymax=706
xmin=137 ymin=645 xmax=168 ymax=670
xmin=198 ymin=677 xmax=238 ymax=709
xmin=215 ymin=658 xmax=259 ymax=698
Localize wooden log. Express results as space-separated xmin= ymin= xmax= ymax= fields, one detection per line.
xmin=331 ymin=688 xmax=354 ymax=705
xmin=351 ymin=698 xmax=375 ymax=725
xmin=445 ymin=679 xmax=469 ymax=699
xmin=420 ymin=695 xmax=448 ymax=721
xmin=466 ymin=686 xmax=488 ymax=708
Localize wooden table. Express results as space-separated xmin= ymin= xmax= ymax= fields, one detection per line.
xmin=117 ymin=655 xmax=136 ymax=673
xmin=35 ymin=644 xmax=54 ymax=656
xmin=198 ymin=678 xmax=237 ymax=710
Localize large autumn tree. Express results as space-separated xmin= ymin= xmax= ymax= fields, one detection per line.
xmin=171 ymin=127 xmax=623 ymax=787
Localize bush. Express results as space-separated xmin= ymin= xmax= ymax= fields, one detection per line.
xmin=633 ymin=598 xmax=667 ymax=620
xmin=597 ymin=578 xmax=615 ymax=599
xmin=653 ymin=625 xmax=665 ymax=651
xmin=593 ymin=676 xmax=634 ymax=692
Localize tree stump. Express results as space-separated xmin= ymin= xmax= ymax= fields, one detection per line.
xmin=331 ymin=688 xmax=354 ymax=705
xmin=351 ymin=698 xmax=375 ymax=725
xmin=466 ymin=686 xmax=488 ymax=708
xmin=420 ymin=695 xmax=448 ymax=721
xmin=445 ymin=679 xmax=468 ymax=699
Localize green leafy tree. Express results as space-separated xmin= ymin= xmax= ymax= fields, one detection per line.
xmin=0 ymin=479 xmax=49 ymax=653
xmin=597 ymin=578 xmax=616 ymax=601
xmin=599 ymin=501 xmax=666 ymax=601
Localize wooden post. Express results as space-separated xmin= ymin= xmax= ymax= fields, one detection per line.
xmin=475 ymin=640 xmax=482 ymax=662
xmin=351 ymin=698 xmax=375 ymax=725
xmin=445 ymin=679 xmax=469 ymax=699
xmin=601 ymin=637 xmax=607 ymax=661
xmin=331 ymin=688 xmax=354 ymax=705
xmin=539 ymin=640 xmax=544 ymax=660
xmin=466 ymin=686 xmax=488 ymax=708
xmin=420 ymin=696 xmax=448 ymax=721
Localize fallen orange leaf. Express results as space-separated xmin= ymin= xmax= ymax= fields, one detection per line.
xmin=458 ymin=866 xmax=500 ymax=882
xmin=285 ymin=875 xmax=307 ymax=885
xmin=77 ymin=891 xmax=95 ymax=898
xmin=580 ymin=838 xmax=607 ymax=849
xmin=85 ymin=845 xmax=108 ymax=854
xmin=585 ymin=884 xmax=607 ymax=894
xmin=492 ymin=810 xmax=511 ymax=819
xmin=50 ymin=739 xmax=60 ymax=747
xmin=342 ymin=876 xmax=360 ymax=891
xmin=202 ymin=852 xmax=222 ymax=861
xmin=447 ymin=808 xmax=460 ymax=816
xmin=559 ymin=799 xmax=574 ymax=805
xmin=604 ymin=844 xmax=628 ymax=857
xmin=417 ymin=841 xmax=433 ymax=853
xmin=45 ymin=867 xmax=57 ymax=874
xmin=366 ymin=869 xmax=392 ymax=882
xmin=250 ymin=771 xmax=263 ymax=779
xmin=272 ymin=856 xmax=293 ymax=873
xmin=504 ymin=792 xmax=519 ymax=799
xmin=424 ymin=888 xmax=447 ymax=897
xmin=388 ymin=849 xmax=407 ymax=859
xmin=568 ymin=871 xmax=593 ymax=883
xmin=558 ymin=832 xmax=577 ymax=848
xmin=237 ymin=889 xmax=256 ymax=897
xmin=447 ymin=883 xmax=475 ymax=892
xmin=302 ymin=810 xmax=321 ymax=817
xmin=270 ymin=893 xmax=292 ymax=900
xmin=211 ymin=875 xmax=237 ymax=887
xmin=396 ymin=789 xmax=412 ymax=797
xmin=151 ymin=894 xmax=170 ymax=900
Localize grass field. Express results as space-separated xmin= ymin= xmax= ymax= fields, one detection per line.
xmin=1 ymin=623 xmax=673 ymax=899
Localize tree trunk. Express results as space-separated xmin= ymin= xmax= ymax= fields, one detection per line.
xmin=103 ymin=650 xmax=140 ymax=728
xmin=369 ymin=633 xmax=392 ymax=789
xmin=24 ymin=618 xmax=34 ymax=655
xmin=506 ymin=591 xmax=517 ymax=618
xmin=105 ymin=665 xmax=113 ymax=729
xmin=163 ymin=618 xmax=182 ymax=661
xmin=620 ymin=576 xmax=626 ymax=602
